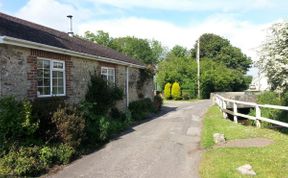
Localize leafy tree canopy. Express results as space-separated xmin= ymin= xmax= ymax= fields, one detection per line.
xmin=156 ymin=54 xmax=251 ymax=98
xmin=192 ymin=33 xmax=252 ymax=73
xmin=84 ymin=30 xmax=113 ymax=47
xmin=168 ymin=45 xmax=189 ymax=58
xmin=83 ymin=31 xmax=165 ymax=65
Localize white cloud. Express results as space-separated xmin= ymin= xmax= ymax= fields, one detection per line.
xmin=86 ymin=0 xmax=274 ymax=11
xmin=15 ymin=0 xmax=93 ymax=33
xmin=79 ymin=15 xmax=270 ymax=59
xmin=79 ymin=15 xmax=275 ymax=76
xmin=14 ymin=0 xmax=278 ymax=77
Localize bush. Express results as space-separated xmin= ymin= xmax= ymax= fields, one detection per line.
xmin=85 ymin=73 xmax=123 ymax=115
xmin=31 ymin=97 xmax=65 ymax=142
xmin=39 ymin=146 xmax=54 ymax=167
xmin=0 ymin=97 xmax=39 ymax=153
xmin=249 ymin=91 xmax=282 ymax=127
xmin=54 ymin=144 xmax=75 ymax=165
xmin=80 ymin=102 xmax=111 ymax=144
xmin=129 ymin=98 xmax=155 ymax=120
xmin=153 ymin=95 xmax=163 ymax=111
xmin=164 ymin=83 xmax=172 ymax=99
xmin=182 ymin=90 xmax=195 ymax=100
xmin=171 ymin=82 xmax=181 ymax=100
xmin=0 ymin=146 xmax=44 ymax=176
xmin=51 ymin=106 xmax=85 ymax=148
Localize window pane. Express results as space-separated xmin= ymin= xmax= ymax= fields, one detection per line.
xmin=44 ymin=60 xmax=50 ymax=68
xmin=44 ymin=78 xmax=50 ymax=86
xmin=101 ymin=68 xmax=107 ymax=74
xmin=58 ymin=87 xmax=64 ymax=94
xmin=37 ymin=87 xmax=43 ymax=96
xmin=37 ymin=80 xmax=43 ymax=87
xmin=108 ymin=76 xmax=114 ymax=82
xmin=43 ymin=87 xmax=50 ymax=95
xmin=52 ymin=86 xmax=64 ymax=95
xmin=53 ymin=61 xmax=64 ymax=69
xmin=108 ymin=69 xmax=114 ymax=75
xmin=44 ymin=70 xmax=50 ymax=78
xmin=37 ymin=59 xmax=51 ymax=96
xmin=52 ymin=71 xmax=64 ymax=95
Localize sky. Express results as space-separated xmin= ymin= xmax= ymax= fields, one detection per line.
xmin=0 ymin=0 xmax=287 ymax=76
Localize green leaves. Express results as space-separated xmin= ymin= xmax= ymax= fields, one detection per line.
xmin=83 ymin=31 xmax=165 ymax=65
xmin=194 ymin=33 xmax=252 ymax=73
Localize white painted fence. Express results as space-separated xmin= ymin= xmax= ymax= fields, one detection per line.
xmin=214 ymin=94 xmax=288 ymax=128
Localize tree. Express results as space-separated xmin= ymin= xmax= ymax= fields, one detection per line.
xmin=192 ymin=33 xmax=252 ymax=73
xmin=83 ymin=30 xmax=113 ymax=47
xmin=156 ymin=55 xmax=251 ymax=99
xmin=82 ymin=31 xmax=165 ymax=65
xmin=171 ymin=82 xmax=181 ymax=100
xmin=164 ymin=83 xmax=172 ymax=99
xmin=169 ymin=45 xmax=188 ymax=58
xmin=111 ymin=36 xmax=155 ymax=64
xmin=200 ymin=59 xmax=251 ymax=98
xmin=257 ymin=21 xmax=288 ymax=92
xmin=156 ymin=55 xmax=197 ymax=90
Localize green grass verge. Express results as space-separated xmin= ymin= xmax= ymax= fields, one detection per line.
xmin=200 ymin=106 xmax=288 ymax=178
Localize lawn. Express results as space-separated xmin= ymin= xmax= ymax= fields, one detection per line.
xmin=200 ymin=106 xmax=288 ymax=178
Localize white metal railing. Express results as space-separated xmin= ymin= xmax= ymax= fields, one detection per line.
xmin=214 ymin=94 xmax=288 ymax=128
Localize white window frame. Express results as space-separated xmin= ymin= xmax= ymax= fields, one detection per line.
xmin=101 ymin=67 xmax=115 ymax=84
xmin=37 ymin=57 xmax=66 ymax=97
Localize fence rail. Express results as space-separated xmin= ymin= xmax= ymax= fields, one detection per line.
xmin=214 ymin=94 xmax=288 ymax=128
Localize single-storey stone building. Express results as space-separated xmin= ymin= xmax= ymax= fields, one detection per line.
xmin=0 ymin=12 xmax=153 ymax=110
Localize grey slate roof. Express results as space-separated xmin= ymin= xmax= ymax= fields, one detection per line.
xmin=0 ymin=12 xmax=145 ymax=67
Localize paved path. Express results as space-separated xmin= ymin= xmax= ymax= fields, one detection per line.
xmin=48 ymin=100 xmax=212 ymax=178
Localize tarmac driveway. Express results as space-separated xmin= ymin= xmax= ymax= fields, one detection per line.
xmin=48 ymin=100 xmax=212 ymax=178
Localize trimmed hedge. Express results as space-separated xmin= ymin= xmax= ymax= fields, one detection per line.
xmin=164 ymin=83 xmax=172 ymax=99
xmin=171 ymin=82 xmax=181 ymax=100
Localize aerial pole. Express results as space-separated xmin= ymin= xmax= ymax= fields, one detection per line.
xmin=197 ymin=38 xmax=201 ymax=99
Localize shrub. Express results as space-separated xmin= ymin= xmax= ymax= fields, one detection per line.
xmin=54 ymin=144 xmax=75 ymax=165
xmin=0 ymin=146 xmax=44 ymax=176
xmin=85 ymin=73 xmax=123 ymax=115
xmin=80 ymin=102 xmax=111 ymax=144
xmin=153 ymin=95 xmax=163 ymax=111
xmin=182 ymin=90 xmax=195 ymax=100
xmin=51 ymin=106 xmax=85 ymax=148
xmin=109 ymin=107 xmax=126 ymax=121
xmin=129 ymin=98 xmax=155 ymax=120
xmin=31 ymin=97 xmax=65 ymax=142
xmin=39 ymin=146 xmax=54 ymax=167
xmin=0 ymin=97 xmax=39 ymax=153
xmin=164 ymin=83 xmax=172 ymax=99
xmin=249 ymin=91 xmax=282 ymax=127
xmin=171 ymin=82 xmax=181 ymax=100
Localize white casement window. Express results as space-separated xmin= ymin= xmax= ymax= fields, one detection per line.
xmin=37 ymin=58 xmax=66 ymax=97
xmin=101 ymin=67 xmax=115 ymax=84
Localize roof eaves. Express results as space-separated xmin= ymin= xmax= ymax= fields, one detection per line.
xmin=0 ymin=35 xmax=146 ymax=69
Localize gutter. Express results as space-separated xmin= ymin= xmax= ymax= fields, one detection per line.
xmin=0 ymin=36 xmax=145 ymax=69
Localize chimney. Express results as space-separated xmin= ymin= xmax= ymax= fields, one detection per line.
xmin=67 ymin=15 xmax=74 ymax=37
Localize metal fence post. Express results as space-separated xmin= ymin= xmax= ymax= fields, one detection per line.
xmin=255 ymin=105 xmax=261 ymax=128
xmin=233 ymin=102 xmax=238 ymax=123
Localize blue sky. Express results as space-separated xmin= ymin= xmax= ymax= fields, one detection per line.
xmin=0 ymin=0 xmax=287 ymax=76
